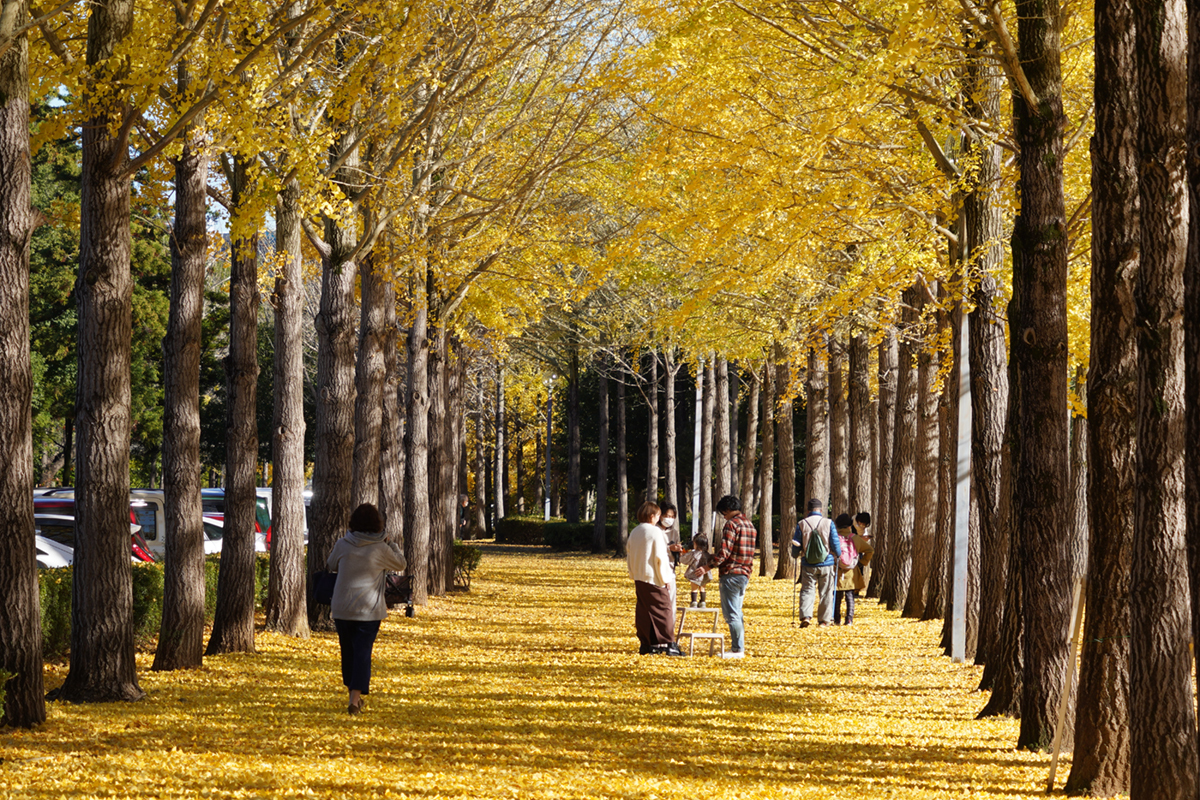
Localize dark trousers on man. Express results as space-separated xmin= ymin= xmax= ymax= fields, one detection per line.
xmin=334 ymin=618 xmax=382 ymax=694
xmin=834 ymin=590 xmax=856 ymax=625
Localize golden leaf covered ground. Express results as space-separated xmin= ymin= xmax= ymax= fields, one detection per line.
xmin=3 ymin=547 xmax=1064 ymax=798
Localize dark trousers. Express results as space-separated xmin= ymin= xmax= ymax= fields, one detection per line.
xmin=334 ymin=618 xmax=382 ymax=694
xmin=834 ymin=590 xmax=856 ymax=624
xmin=634 ymin=580 xmax=676 ymax=653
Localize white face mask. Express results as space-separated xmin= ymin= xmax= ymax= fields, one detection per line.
xmin=661 ymin=518 xmax=676 ymax=528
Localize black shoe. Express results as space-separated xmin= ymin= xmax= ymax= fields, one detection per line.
xmin=664 ymin=643 xmax=686 ymax=657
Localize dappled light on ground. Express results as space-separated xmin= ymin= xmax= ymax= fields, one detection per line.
xmin=3 ymin=547 xmax=1059 ymax=798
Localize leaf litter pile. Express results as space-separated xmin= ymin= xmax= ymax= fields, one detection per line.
xmin=2 ymin=547 xmax=1061 ymax=798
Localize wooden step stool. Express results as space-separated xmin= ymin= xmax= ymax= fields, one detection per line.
xmin=676 ymin=606 xmax=724 ymax=656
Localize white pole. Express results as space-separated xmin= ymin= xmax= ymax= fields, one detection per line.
xmin=952 ymin=309 xmax=972 ymax=663
xmin=691 ymin=357 xmax=703 ymax=532
xmin=544 ymin=382 xmax=552 ymax=521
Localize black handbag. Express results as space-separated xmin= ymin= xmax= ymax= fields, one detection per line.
xmin=384 ymin=573 xmax=411 ymax=609
xmin=313 ymin=570 xmax=337 ymax=605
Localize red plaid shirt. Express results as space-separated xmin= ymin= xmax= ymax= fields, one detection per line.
xmin=711 ymin=512 xmax=757 ymax=577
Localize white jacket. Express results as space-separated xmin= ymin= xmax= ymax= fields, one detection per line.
xmin=626 ymin=522 xmax=675 ymax=588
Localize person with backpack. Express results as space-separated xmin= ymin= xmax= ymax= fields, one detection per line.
xmin=834 ymin=513 xmax=874 ymax=625
xmin=791 ymin=498 xmax=841 ymax=627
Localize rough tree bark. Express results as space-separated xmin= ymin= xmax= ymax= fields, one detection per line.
xmin=715 ymin=356 xmax=732 ymax=498
xmin=665 ymin=350 xmax=681 ymax=521
xmin=739 ymin=369 xmax=759 ymax=507
xmin=155 ymin=120 xmax=208 ymax=670
xmin=53 ymin=0 xmax=144 ymax=703
xmin=848 ymin=334 xmax=872 ymax=515
xmin=1129 ymin=0 xmax=1198 ymax=789
xmin=645 ymin=352 xmax=659 ymax=503
xmin=1010 ymin=0 xmax=1075 ymax=750
xmin=472 ymin=383 xmax=487 ymax=538
xmin=804 ymin=344 xmax=829 ymax=509
xmin=594 ymin=361 xmax=608 ymax=553
xmin=882 ymin=292 xmax=918 ymax=612
xmin=378 ymin=280 xmax=404 ymax=549
xmin=905 ymin=296 xmax=940 ymax=620
xmin=404 ymin=304 xmax=431 ymax=605
xmin=1187 ymin=0 xmax=1200 ymax=772
xmin=869 ymin=332 xmax=898 ymax=599
xmin=756 ymin=361 xmax=776 ymax=578
xmin=427 ymin=322 xmax=451 ymax=596
xmin=566 ymin=344 xmax=580 ymax=522
xmin=771 ymin=343 xmax=796 ymax=580
xmin=616 ymin=373 xmax=629 ymax=555
xmin=352 ymin=245 xmax=386 ymax=508
xmin=828 ymin=336 xmax=849 ymax=515
xmin=0 ymin=0 xmax=46 ymax=723
xmin=494 ymin=366 xmax=505 ymax=520
xmin=926 ymin=303 xmax=956 ymax=625
xmin=264 ymin=179 xmax=309 ymax=637
xmin=699 ymin=360 xmax=715 ymax=538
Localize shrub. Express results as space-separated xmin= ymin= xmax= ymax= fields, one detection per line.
xmin=494 ymin=516 xmax=550 ymax=545
xmin=543 ymin=522 xmax=621 ymax=552
xmin=0 ymin=669 xmax=12 ymax=710
xmin=452 ymin=541 xmax=482 ymax=590
xmin=38 ymin=567 xmax=72 ymax=660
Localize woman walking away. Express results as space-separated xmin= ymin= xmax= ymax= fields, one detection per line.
xmin=327 ymin=503 xmax=407 ymax=714
xmin=627 ymin=501 xmax=683 ymax=656
xmin=834 ymin=513 xmax=874 ymax=625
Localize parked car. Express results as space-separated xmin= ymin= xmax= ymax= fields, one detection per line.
xmin=199 ymin=488 xmax=274 ymax=545
xmin=34 ymin=513 xmax=155 ymax=563
xmin=34 ymin=534 xmax=73 ymax=568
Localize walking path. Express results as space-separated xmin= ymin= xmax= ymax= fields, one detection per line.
xmin=2 ymin=547 xmax=1060 ymax=798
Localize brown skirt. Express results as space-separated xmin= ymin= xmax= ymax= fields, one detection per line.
xmin=634 ymin=580 xmax=677 ymax=653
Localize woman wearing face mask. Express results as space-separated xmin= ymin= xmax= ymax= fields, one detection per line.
xmin=660 ymin=503 xmax=681 ymax=568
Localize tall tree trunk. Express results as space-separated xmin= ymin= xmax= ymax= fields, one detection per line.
xmin=616 ymin=373 xmax=628 ymax=555
xmin=379 ymin=282 xmax=404 ymax=548
xmin=264 ymin=179 xmax=309 ymax=637
xmin=759 ymin=361 xmax=776 ymax=577
xmin=472 ymin=383 xmax=487 ymax=538
xmin=730 ymin=362 xmax=740 ymax=486
xmin=665 ymin=350 xmax=680 ymax=521
xmin=352 ymin=244 xmax=385 ymax=508
xmin=869 ymin=332 xmax=898 ymax=599
xmin=804 ymin=344 xmax=829 ymax=508
xmin=929 ymin=299 xmax=957 ymax=626
xmin=699 ymin=360 xmax=715 ymax=538
xmin=978 ymin=342 xmax=1022 ymax=713
xmin=715 ymin=356 xmax=732 ymax=498
xmin=882 ymin=293 xmax=919 ymax=612
xmin=594 ymin=361 xmax=609 ymax=553
xmin=1187 ymin=0 xmax=1200 ymax=773
xmin=0 ymin=1 xmax=45 ymax=722
xmin=307 ymin=153 xmax=359 ymax=629
xmin=828 ymin=336 xmax=849 ymax=515
xmin=1129 ymin=0 xmax=1198 ymax=789
xmin=772 ymin=343 xmax=795 ymax=580
xmin=566 ymin=344 xmax=581 ymax=521
xmin=155 ymin=119 xmax=208 ymax=670
xmin=848 ymin=334 xmax=871 ymax=515
xmin=1009 ymin=0 xmax=1074 ymax=751
xmin=905 ymin=312 xmax=940 ymax=619
xmin=739 ymin=369 xmax=759 ymax=506
xmin=404 ymin=304 xmax=431 ymax=605
xmin=514 ymin=410 xmax=525 ymax=514
xmin=427 ymin=322 xmax=450 ymax=596
xmin=494 ymin=366 xmax=505 ymax=520
xmin=53 ymin=0 xmax=144 ymax=703
xmin=646 ymin=352 xmax=660 ymax=502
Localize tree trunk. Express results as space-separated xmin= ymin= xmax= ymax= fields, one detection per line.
xmin=0 ymin=2 xmax=45 ymax=722
xmin=379 ymin=282 xmax=404 ymax=548
xmin=306 ymin=191 xmax=359 ymax=630
xmin=566 ymin=344 xmax=581 ymax=521
xmin=730 ymin=362 xmax=740 ymax=485
xmin=264 ymin=179 xmax=309 ymax=637
xmin=869 ymin=332 xmax=898 ymax=599
xmin=404 ymin=305 xmax=431 ymax=605
xmin=927 ymin=303 xmax=956 ymax=625
xmin=848 ymin=334 xmax=872 ymax=515
xmin=494 ymin=366 xmax=505 ymax=520
xmin=905 ymin=312 xmax=940 ymax=619
xmin=1005 ymin=0 xmax=1076 ymax=751
xmin=427 ymin=322 xmax=451 ymax=596
xmin=739 ymin=368 xmax=759 ymax=506
xmin=53 ymin=0 xmax=144 ymax=703
xmin=665 ymin=350 xmax=679 ymax=521
xmin=978 ymin=340 xmax=1022 ymax=713
xmin=616 ymin=373 xmax=628 ymax=555
xmin=1129 ymin=0 xmax=1198 ymax=788
xmin=828 ymin=336 xmax=849 ymax=515
xmin=715 ymin=356 xmax=732 ymax=498
xmin=772 ymin=343 xmax=796 ymax=580
xmin=699 ymin=360 xmax=715 ymax=538
xmin=882 ymin=293 xmax=919 ymax=612
xmin=804 ymin=344 xmax=829 ymax=508
xmin=646 ymin=352 xmax=660 ymax=503
xmin=155 ymin=121 xmax=208 ymax=670
xmin=472 ymin=384 xmax=487 ymax=538
xmin=1187 ymin=0 xmax=1200 ymax=774
xmin=352 ymin=245 xmax=385 ymax=508
xmin=594 ymin=362 xmax=609 ymax=552
xmin=759 ymin=361 xmax=776 ymax=577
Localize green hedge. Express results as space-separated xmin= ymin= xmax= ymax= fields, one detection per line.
xmin=494 ymin=516 xmax=550 ymax=545
xmin=38 ymin=553 xmax=271 ymax=660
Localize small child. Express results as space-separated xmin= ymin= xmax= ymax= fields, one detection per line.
xmin=680 ymin=533 xmax=714 ymax=608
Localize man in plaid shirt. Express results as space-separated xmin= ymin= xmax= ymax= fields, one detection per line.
xmin=703 ymin=495 xmax=757 ymax=658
